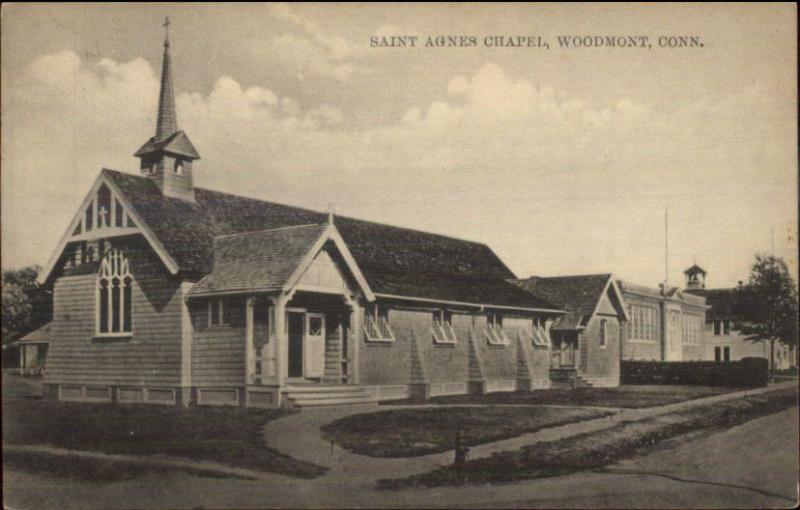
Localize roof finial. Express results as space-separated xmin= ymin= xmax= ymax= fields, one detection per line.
xmin=327 ymin=202 xmax=335 ymax=225
xmin=163 ymin=16 xmax=170 ymax=47
xmin=155 ymin=16 xmax=177 ymax=140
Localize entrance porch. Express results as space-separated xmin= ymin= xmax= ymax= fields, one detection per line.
xmin=243 ymin=290 xmax=373 ymax=407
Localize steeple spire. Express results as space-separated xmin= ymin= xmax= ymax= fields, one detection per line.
xmin=155 ymin=16 xmax=177 ymax=141
xmin=135 ymin=16 xmax=199 ymax=202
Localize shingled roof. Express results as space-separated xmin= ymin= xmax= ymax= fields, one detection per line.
xmin=103 ymin=169 xmax=559 ymax=311
xmin=190 ymin=224 xmax=328 ymax=296
xmin=512 ymin=274 xmax=613 ymax=330
xmin=134 ymin=131 xmax=200 ymax=159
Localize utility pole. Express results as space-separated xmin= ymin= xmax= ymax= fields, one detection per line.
xmin=664 ymin=207 xmax=669 ymax=286
xmin=771 ymin=226 xmax=775 ymax=256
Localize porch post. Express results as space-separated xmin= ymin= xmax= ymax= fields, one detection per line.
xmin=349 ymin=305 xmax=362 ymax=384
xmin=270 ymin=294 xmax=288 ymax=387
xmin=245 ymin=297 xmax=256 ymax=385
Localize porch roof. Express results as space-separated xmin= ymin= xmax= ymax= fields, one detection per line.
xmin=16 ymin=322 xmax=52 ymax=345
xmin=188 ymin=224 xmax=328 ymax=296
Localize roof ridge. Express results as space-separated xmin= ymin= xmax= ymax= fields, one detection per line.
xmin=102 ymin=168 xmax=497 ymax=249
xmin=213 ymin=222 xmax=325 ymax=241
xmin=523 ymin=273 xmax=612 ymax=281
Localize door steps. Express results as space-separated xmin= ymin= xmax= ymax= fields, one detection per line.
xmin=282 ymin=384 xmax=378 ymax=407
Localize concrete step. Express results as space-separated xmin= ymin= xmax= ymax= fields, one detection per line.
xmin=282 ymin=384 xmax=378 ymax=407
xmin=286 ymin=394 xmax=377 ymax=407
xmin=283 ymin=385 xmax=369 ymax=394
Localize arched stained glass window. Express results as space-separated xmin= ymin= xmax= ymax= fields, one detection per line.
xmin=97 ymin=248 xmax=133 ymax=335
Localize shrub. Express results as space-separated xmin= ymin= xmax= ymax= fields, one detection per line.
xmin=621 ymin=358 xmax=768 ymax=387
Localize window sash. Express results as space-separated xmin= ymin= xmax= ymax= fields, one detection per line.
xmin=432 ymin=313 xmax=457 ymax=344
xmin=364 ymin=307 xmax=394 ymax=342
xmin=485 ymin=315 xmax=509 ymax=346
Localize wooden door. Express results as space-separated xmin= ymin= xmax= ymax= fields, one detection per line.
xmin=288 ymin=312 xmax=305 ymax=378
xmin=304 ymin=313 xmax=326 ymax=378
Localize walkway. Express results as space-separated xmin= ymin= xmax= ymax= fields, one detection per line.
xmin=262 ymin=381 xmax=798 ymax=484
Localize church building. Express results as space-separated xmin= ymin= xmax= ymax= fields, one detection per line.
xmin=38 ymin=26 xmax=566 ymax=407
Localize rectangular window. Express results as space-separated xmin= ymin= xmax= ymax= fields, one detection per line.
xmin=723 ymin=320 xmax=730 ymax=335
xmin=630 ymin=305 xmax=657 ymax=341
xmin=714 ymin=320 xmax=721 ymax=336
xmin=723 ymin=346 xmax=731 ymax=362
xmin=715 ymin=346 xmax=721 ymax=362
xmin=486 ymin=313 xmax=509 ymax=346
xmin=85 ymin=204 xmax=93 ymax=231
xmin=599 ymin=319 xmax=608 ymax=348
xmin=115 ymin=199 xmax=124 ymax=228
xmin=209 ymin=299 xmax=223 ymax=327
xmin=432 ymin=310 xmax=457 ymax=344
xmin=364 ymin=306 xmax=394 ymax=342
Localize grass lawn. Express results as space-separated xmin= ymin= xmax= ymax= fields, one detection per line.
xmin=378 ymin=386 xmax=799 ymax=489
xmin=321 ymin=406 xmax=612 ymax=457
xmin=2 ymin=376 xmax=326 ymax=479
xmin=396 ymin=385 xmax=740 ymax=409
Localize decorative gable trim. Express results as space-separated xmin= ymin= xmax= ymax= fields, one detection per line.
xmin=283 ymin=224 xmax=376 ymax=302
xmin=587 ymin=275 xmax=630 ymax=323
xmin=39 ymin=171 xmax=180 ymax=283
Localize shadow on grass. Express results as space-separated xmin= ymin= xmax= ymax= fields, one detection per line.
xmin=321 ymin=406 xmax=612 ymax=457
xmin=378 ymin=387 xmax=799 ymax=489
xmin=2 ymin=399 xmax=326 ymax=479
xmin=3 ymin=449 xmax=251 ymax=483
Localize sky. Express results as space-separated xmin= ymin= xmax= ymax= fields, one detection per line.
xmin=2 ymin=3 xmax=797 ymax=288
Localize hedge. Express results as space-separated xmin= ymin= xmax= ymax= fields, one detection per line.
xmin=621 ymin=357 xmax=769 ymax=387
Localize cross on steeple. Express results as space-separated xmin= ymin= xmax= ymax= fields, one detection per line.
xmin=163 ymin=16 xmax=170 ymax=47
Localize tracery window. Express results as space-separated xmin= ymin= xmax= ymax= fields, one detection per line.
xmin=97 ymin=248 xmax=133 ymax=335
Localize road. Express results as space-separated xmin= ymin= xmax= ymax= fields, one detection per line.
xmin=4 ymin=406 xmax=798 ymax=509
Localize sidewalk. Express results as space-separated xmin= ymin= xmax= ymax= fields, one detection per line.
xmin=262 ymin=381 xmax=798 ymax=484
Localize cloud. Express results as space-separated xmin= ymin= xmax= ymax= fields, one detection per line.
xmin=2 ymin=51 xmax=794 ymax=289
xmin=265 ymin=3 xmax=360 ymax=81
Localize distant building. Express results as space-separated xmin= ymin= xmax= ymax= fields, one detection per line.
xmin=513 ymin=274 xmax=628 ymax=387
xmin=617 ymin=280 xmax=708 ymax=361
xmin=683 ymin=265 xmax=796 ymax=369
xmin=14 ymin=323 xmax=51 ymax=375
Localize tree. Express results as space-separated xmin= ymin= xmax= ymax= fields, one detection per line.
xmin=1 ymin=265 xmax=52 ymax=349
xmin=733 ymin=255 xmax=799 ymax=381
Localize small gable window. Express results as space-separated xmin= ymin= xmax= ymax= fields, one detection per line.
xmin=173 ymin=159 xmax=184 ymax=175
xmin=486 ymin=313 xmax=509 ymax=346
xmin=97 ymin=248 xmax=133 ymax=336
xmin=364 ymin=306 xmax=394 ymax=342
xmin=432 ymin=310 xmax=457 ymax=344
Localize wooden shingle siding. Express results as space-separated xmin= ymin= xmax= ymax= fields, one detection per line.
xmin=45 ymin=243 xmax=183 ymax=387
xmin=357 ymin=309 xmax=414 ymax=385
xmin=417 ymin=312 xmax=470 ymax=384
xmin=192 ymin=326 xmax=246 ymax=386
xmin=474 ymin=315 xmax=517 ymax=380
xmin=324 ymin=313 xmax=342 ymax=383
